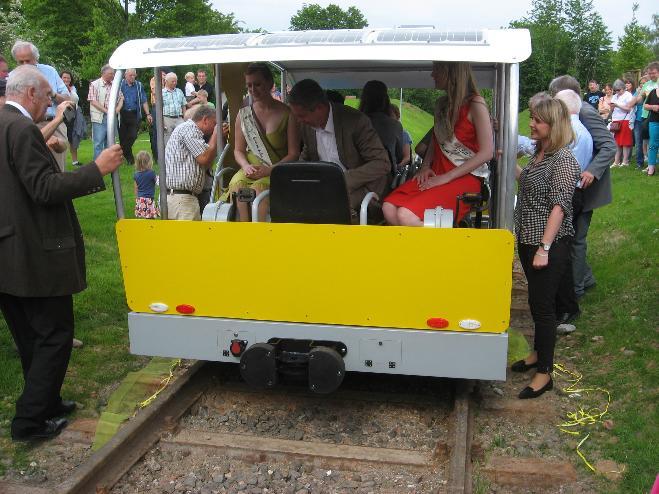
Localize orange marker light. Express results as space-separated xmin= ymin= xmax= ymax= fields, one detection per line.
xmin=427 ymin=318 xmax=449 ymax=329
xmin=176 ymin=304 xmax=195 ymax=315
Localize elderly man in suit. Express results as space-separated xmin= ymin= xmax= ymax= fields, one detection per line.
xmin=549 ymin=75 xmax=615 ymax=323
xmin=0 ymin=66 xmax=122 ymax=441
xmin=288 ymin=79 xmax=391 ymax=210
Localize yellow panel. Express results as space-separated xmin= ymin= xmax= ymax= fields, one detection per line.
xmin=116 ymin=220 xmax=514 ymax=333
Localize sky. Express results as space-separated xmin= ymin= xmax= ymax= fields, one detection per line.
xmin=211 ymin=0 xmax=657 ymax=46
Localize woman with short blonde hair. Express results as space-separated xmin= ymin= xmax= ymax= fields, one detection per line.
xmin=511 ymin=96 xmax=581 ymax=399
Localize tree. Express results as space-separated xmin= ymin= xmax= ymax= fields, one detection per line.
xmin=21 ymin=0 xmax=92 ymax=71
xmin=510 ymin=0 xmax=614 ymax=105
xmin=614 ymin=4 xmax=654 ymax=76
xmin=132 ymin=0 xmax=239 ymax=38
xmin=79 ymin=1 xmax=128 ymax=81
xmin=0 ymin=0 xmax=43 ymax=62
xmin=289 ymin=3 xmax=367 ymax=31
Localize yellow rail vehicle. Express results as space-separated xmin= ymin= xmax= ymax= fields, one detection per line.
xmin=108 ymin=28 xmax=531 ymax=392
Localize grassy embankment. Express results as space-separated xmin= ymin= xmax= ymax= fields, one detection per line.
xmin=0 ymin=107 xmax=657 ymax=493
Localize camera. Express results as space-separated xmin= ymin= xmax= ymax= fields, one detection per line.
xmin=63 ymin=105 xmax=76 ymax=125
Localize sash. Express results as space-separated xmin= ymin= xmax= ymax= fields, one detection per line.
xmin=438 ymin=134 xmax=489 ymax=179
xmin=239 ymin=106 xmax=276 ymax=166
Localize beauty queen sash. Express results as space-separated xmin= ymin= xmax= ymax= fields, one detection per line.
xmin=438 ymin=134 xmax=489 ymax=179
xmin=239 ymin=106 xmax=274 ymax=166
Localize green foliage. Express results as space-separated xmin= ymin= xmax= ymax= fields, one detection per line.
xmin=0 ymin=0 xmax=43 ymax=63
xmin=79 ymin=2 xmax=127 ymax=81
xmin=614 ymin=4 xmax=654 ymax=76
xmin=289 ymin=3 xmax=367 ymax=31
xmin=511 ymin=0 xmax=613 ymax=105
xmin=21 ymin=0 xmax=91 ymax=70
xmin=132 ymin=0 xmax=239 ymax=38
xmin=647 ymin=14 xmax=659 ymax=59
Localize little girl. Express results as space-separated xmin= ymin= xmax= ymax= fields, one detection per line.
xmin=184 ymin=72 xmax=197 ymax=102
xmin=134 ymin=151 xmax=159 ymax=219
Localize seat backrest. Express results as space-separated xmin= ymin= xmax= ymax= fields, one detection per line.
xmin=270 ymin=162 xmax=352 ymax=225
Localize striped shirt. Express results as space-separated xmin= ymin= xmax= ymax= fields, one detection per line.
xmin=88 ymin=78 xmax=112 ymax=124
xmin=514 ymin=146 xmax=580 ymax=245
xmin=165 ymin=120 xmax=209 ymax=194
xmin=162 ymin=87 xmax=186 ymax=117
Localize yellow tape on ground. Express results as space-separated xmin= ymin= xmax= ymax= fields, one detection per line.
xmin=553 ymin=363 xmax=624 ymax=476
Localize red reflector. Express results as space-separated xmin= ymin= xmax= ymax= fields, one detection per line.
xmin=230 ymin=340 xmax=245 ymax=357
xmin=176 ymin=304 xmax=195 ymax=314
xmin=427 ymin=318 xmax=449 ymax=329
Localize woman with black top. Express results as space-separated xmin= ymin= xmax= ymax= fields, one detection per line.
xmin=643 ymin=87 xmax=659 ymax=176
xmin=512 ymin=96 xmax=581 ymax=399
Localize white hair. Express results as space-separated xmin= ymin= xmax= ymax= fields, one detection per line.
xmin=554 ymin=89 xmax=582 ymax=115
xmin=165 ymin=72 xmax=178 ymax=82
xmin=612 ymin=79 xmax=625 ymax=92
xmin=5 ymin=65 xmax=47 ymax=97
xmin=101 ymin=64 xmax=114 ymax=75
xmin=11 ymin=40 xmax=39 ymax=62
xmin=125 ymin=68 xmax=137 ymax=76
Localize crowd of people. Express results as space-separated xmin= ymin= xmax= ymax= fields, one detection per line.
xmin=1 ymin=34 xmax=658 ymax=441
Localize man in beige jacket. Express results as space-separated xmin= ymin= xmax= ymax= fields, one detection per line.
xmin=288 ymin=79 xmax=390 ymax=209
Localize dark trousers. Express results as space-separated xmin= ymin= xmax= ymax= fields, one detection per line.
xmin=519 ymin=238 xmax=575 ymax=373
xmin=556 ymin=189 xmax=585 ymax=312
xmin=0 ymin=293 xmax=74 ymax=436
xmin=149 ymin=107 xmax=158 ymax=161
xmin=118 ymin=110 xmax=140 ymax=164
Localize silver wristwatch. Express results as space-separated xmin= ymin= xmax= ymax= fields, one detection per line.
xmin=540 ymin=242 xmax=551 ymax=251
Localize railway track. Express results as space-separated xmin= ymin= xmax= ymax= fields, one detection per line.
xmin=36 ymin=361 xmax=477 ymax=494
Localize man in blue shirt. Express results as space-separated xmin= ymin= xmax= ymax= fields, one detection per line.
xmin=119 ymin=69 xmax=151 ymax=165
xmin=11 ymin=40 xmax=71 ymax=171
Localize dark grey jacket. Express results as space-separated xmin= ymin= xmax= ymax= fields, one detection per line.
xmin=578 ymin=103 xmax=614 ymax=212
xmin=0 ymin=104 xmax=105 ymax=297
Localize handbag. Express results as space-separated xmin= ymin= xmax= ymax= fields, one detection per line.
xmin=608 ymin=110 xmax=630 ymax=133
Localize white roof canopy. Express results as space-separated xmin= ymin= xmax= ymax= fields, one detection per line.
xmin=109 ymin=28 xmax=531 ymax=89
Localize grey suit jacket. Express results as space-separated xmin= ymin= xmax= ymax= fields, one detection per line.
xmin=299 ymin=103 xmax=390 ymax=208
xmin=579 ymin=103 xmax=614 ymax=212
xmin=0 ymin=104 xmax=105 ymax=297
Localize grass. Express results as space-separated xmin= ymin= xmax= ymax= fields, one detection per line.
xmin=0 ymin=111 xmax=657 ymax=492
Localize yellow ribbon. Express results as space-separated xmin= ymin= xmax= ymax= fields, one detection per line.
xmin=137 ymin=359 xmax=181 ymax=410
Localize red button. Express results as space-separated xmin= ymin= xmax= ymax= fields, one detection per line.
xmin=230 ymin=340 xmax=246 ymax=357
xmin=176 ymin=304 xmax=195 ymax=314
xmin=427 ymin=318 xmax=449 ymax=329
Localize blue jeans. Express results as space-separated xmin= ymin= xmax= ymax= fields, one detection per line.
xmin=92 ymin=114 xmax=108 ymax=160
xmin=649 ymin=121 xmax=659 ymax=168
xmin=633 ymin=117 xmax=645 ymax=167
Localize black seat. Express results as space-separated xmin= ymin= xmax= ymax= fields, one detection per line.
xmin=270 ymin=162 xmax=352 ymax=225
xmin=455 ymin=159 xmax=496 ymax=229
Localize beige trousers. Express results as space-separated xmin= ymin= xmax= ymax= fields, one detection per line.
xmin=167 ymin=193 xmax=200 ymax=220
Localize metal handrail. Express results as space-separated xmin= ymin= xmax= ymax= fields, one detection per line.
xmin=208 ymin=143 xmax=231 ymax=202
xmin=359 ymin=192 xmax=379 ymax=225
xmin=251 ymin=190 xmax=270 ymax=222
xmin=108 ymin=69 xmax=125 ymax=219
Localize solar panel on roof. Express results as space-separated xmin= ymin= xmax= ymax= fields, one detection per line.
xmin=376 ymin=30 xmax=486 ymax=44
xmin=151 ymin=34 xmax=256 ymax=51
xmin=259 ymin=30 xmax=365 ymax=45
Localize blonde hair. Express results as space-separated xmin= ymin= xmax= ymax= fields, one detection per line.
xmin=135 ymin=151 xmax=153 ymax=172
xmin=531 ymin=98 xmax=575 ymax=154
xmin=185 ymin=72 xmax=195 ymax=81
xmin=433 ymin=62 xmax=480 ymax=143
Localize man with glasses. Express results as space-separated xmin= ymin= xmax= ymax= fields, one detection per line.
xmin=11 ymin=40 xmax=71 ymax=170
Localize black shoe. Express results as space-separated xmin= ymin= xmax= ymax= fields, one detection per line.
xmin=511 ymin=359 xmax=538 ymax=372
xmin=557 ymin=310 xmax=581 ymax=325
xmin=518 ymin=376 xmax=553 ymax=399
xmin=11 ymin=418 xmax=68 ymax=442
xmin=56 ymin=400 xmax=77 ymax=416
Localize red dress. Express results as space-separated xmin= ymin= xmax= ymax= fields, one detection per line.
xmin=384 ymin=103 xmax=482 ymax=222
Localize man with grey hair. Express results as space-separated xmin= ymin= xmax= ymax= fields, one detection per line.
xmin=165 ymin=105 xmax=218 ymax=220
xmin=88 ymin=64 xmax=124 ymax=160
xmin=549 ymin=75 xmax=614 ymax=316
xmin=162 ymin=72 xmax=187 ymax=146
xmin=12 ymin=40 xmax=71 ymax=170
xmin=554 ymin=89 xmax=593 ymax=171
xmin=119 ymin=68 xmax=151 ymax=165
xmin=0 ymin=65 xmax=123 ymax=441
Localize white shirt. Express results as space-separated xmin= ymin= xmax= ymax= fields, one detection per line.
xmin=5 ymin=101 xmax=32 ymax=120
xmin=314 ymin=105 xmax=344 ymax=169
xmin=611 ymin=91 xmax=633 ymax=121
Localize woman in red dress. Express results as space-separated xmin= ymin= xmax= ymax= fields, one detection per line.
xmin=383 ymin=62 xmax=493 ymax=226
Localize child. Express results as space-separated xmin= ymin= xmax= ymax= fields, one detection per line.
xmin=134 ymin=151 xmax=159 ymax=219
xmin=184 ymin=72 xmax=197 ymax=102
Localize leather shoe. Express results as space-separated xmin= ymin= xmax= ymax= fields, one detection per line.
xmin=511 ymin=359 xmax=537 ymax=372
xmin=518 ymin=376 xmax=553 ymax=399
xmin=557 ymin=310 xmax=581 ymax=325
xmin=11 ymin=417 xmax=68 ymax=442
xmin=57 ymin=400 xmax=77 ymax=416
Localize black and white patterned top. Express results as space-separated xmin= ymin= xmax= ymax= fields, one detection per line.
xmin=514 ymin=146 xmax=581 ymax=245
xmin=165 ymin=120 xmax=209 ymax=195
